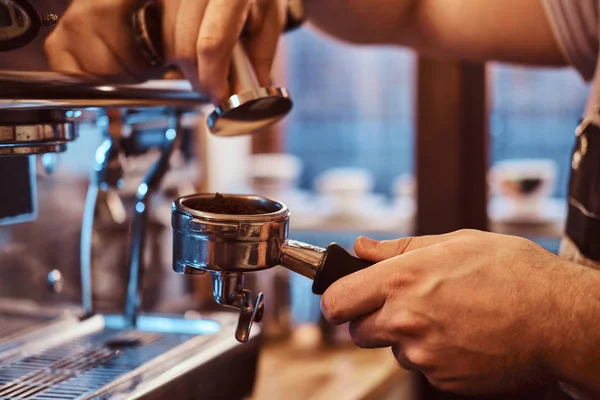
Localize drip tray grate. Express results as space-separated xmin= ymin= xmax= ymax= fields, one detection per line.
xmin=0 ymin=328 xmax=197 ymax=399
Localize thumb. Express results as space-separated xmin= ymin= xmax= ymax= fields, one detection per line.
xmin=355 ymin=232 xmax=464 ymax=262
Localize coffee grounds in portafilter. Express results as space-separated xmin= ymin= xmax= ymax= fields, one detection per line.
xmin=196 ymin=193 xmax=268 ymax=215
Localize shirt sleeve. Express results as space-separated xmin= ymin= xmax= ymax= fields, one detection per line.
xmin=542 ymin=0 xmax=599 ymax=81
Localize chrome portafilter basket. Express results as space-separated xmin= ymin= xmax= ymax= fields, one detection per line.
xmin=172 ymin=194 xmax=374 ymax=343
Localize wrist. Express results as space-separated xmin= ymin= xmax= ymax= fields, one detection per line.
xmin=545 ymin=262 xmax=600 ymax=396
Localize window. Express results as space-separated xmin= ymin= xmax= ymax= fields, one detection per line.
xmin=489 ymin=64 xmax=589 ymax=199
xmin=282 ymin=29 xmax=416 ymax=197
xmin=488 ymin=64 xmax=590 ymax=244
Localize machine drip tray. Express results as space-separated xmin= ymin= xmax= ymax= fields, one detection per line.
xmin=0 ymin=314 xmax=260 ymax=400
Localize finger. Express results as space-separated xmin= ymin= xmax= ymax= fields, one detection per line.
xmin=69 ymin=37 xmax=142 ymax=82
xmin=354 ymin=232 xmax=465 ymax=262
xmin=323 ymin=230 xmax=470 ymax=325
xmin=246 ymin=0 xmax=270 ymax=34
xmin=167 ymin=0 xmax=208 ymax=90
xmin=321 ymin=261 xmax=389 ymax=325
xmin=322 ymin=240 xmax=451 ymax=325
xmin=246 ymin=0 xmax=286 ymax=86
xmin=392 ymin=343 xmax=422 ymax=372
xmin=196 ymin=0 xmax=251 ymax=102
xmin=45 ymin=40 xmax=84 ymax=75
xmin=350 ymin=305 xmax=433 ymax=349
xmin=79 ymin=38 xmax=133 ymax=77
xmin=348 ymin=308 xmax=391 ymax=348
xmin=46 ymin=19 xmax=137 ymax=81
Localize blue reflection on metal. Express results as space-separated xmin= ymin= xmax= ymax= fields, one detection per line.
xmin=94 ymin=140 xmax=111 ymax=166
xmin=135 ymin=202 xmax=145 ymax=213
xmin=103 ymin=315 xmax=221 ymax=335
xmin=166 ymin=128 xmax=176 ymax=140
xmin=65 ymin=110 xmax=82 ymax=118
xmin=137 ymin=183 xmax=148 ymax=196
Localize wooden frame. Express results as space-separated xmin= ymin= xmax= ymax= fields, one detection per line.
xmin=416 ymin=57 xmax=489 ymax=235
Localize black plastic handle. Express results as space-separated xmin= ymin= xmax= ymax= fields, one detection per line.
xmin=312 ymin=243 xmax=374 ymax=295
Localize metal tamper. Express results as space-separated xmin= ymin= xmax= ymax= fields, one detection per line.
xmin=134 ymin=1 xmax=294 ymax=137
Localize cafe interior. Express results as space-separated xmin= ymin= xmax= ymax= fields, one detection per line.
xmin=0 ymin=0 xmax=591 ymax=399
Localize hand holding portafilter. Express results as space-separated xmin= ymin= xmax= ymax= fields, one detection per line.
xmin=172 ymin=194 xmax=374 ymax=343
xmin=133 ymin=2 xmax=294 ymax=137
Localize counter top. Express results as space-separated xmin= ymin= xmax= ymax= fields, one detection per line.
xmin=249 ymin=340 xmax=411 ymax=400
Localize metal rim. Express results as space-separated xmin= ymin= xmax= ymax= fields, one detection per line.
xmin=173 ymin=193 xmax=289 ymax=224
xmin=0 ymin=72 xmax=210 ymax=110
xmin=206 ymin=87 xmax=292 ymax=136
xmin=212 ymin=87 xmax=290 ymax=115
xmin=0 ymin=122 xmax=75 ymax=143
xmin=0 ymin=142 xmax=67 ymax=155
xmin=0 ymin=98 xmax=206 ymax=111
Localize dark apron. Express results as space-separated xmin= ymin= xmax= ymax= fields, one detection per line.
xmin=555 ymin=115 xmax=600 ymax=400
xmin=564 ymin=115 xmax=600 ymax=265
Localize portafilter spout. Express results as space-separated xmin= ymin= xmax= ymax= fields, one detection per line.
xmin=171 ymin=194 xmax=374 ymax=343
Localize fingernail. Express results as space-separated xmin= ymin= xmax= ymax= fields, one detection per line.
xmin=319 ymin=297 xmax=328 ymax=317
xmin=320 ymin=296 xmax=338 ymax=324
xmin=358 ymin=236 xmax=378 ymax=250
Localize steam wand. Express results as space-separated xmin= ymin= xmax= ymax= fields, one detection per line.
xmin=80 ymin=112 xmax=126 ymax=317
xmin=124 ymin=111 xmax=181 ymax=327
xmin=81 ymin=109 xmax=181 ymax=324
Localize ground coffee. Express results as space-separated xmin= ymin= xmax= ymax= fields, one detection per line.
xmin=193 ymin=193 xmax=267 ymax=215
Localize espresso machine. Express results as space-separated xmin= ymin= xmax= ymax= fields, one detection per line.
xmin=0 ymin=0 xmax=302 ymax=398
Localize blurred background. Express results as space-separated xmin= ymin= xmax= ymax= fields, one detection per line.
xmin=0 ymin=16 xmax=591 ymax=400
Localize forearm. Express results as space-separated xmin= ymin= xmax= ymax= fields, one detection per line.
xmin=550 ymin=264 xmax=600 ymax=397
xmin=304 ymin=0 xmax=417 ymax=45
xmin=305 ymin=0 xmax=567 ymax=67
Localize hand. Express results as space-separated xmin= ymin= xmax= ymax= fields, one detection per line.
xmin=321 ymin=230 xmax=578 ymax=395
xmin=44 ymin=0 xmax=286 ymax=102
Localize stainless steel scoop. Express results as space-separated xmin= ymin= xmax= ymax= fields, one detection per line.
xmin=172 ymin=194 xmax=374 ymax=343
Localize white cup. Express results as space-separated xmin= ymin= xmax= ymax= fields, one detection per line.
xmin=489 ymin=159 xmax=558 ymax=211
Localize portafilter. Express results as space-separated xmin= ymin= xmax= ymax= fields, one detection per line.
xmin=172 ymin=194 xmax=374 ymax=343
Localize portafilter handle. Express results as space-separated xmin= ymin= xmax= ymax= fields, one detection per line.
xmin=280 ymin=240 xmax=375 ymax=295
